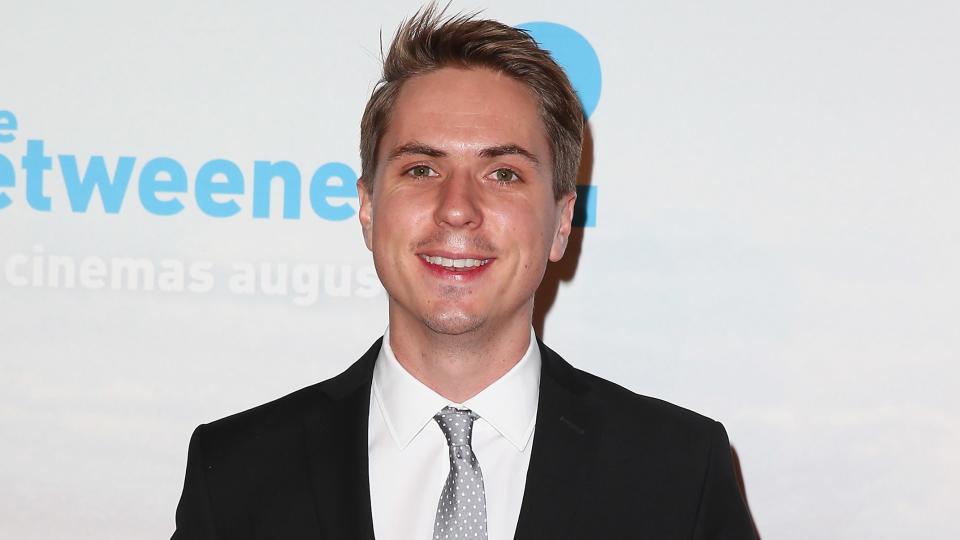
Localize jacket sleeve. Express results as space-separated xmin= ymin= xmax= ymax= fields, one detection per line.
xmin=171 ymin=425 xmax=219 ymax=540
xmin=691 ymin=421 xmax=758 ymax=540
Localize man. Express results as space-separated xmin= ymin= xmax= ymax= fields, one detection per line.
xmin=173 ymin=7 xmax=757 ymax=540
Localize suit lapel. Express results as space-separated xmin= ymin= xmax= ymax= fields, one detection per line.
xmin=302 ymin=339 xmax=381 ymax=540
xmin=513 ymin=340 xmax=603 ymax=540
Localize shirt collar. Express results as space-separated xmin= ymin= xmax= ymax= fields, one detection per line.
xmin=372 ymin=326 xmax=541 ymax=452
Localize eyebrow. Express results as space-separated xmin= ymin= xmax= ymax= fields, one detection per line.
xmin=386 ymin=141 xmax=540 ymax=165
xmin=387 ymin=141 xmax=447 ymax=161
xmin=478 ymin=144 xmax=540 ymax=165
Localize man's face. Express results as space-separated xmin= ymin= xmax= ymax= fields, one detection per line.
xmin=358 ymin=67 xmax=576 ymax=337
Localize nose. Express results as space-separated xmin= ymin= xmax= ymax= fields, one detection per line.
xmin=434 ymin=171 xmax=482 ymax=229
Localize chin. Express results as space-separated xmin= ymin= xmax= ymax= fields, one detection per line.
xmin=423 ymin=311 xmax=485 ymax=336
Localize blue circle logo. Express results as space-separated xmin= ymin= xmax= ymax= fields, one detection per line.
xmin=518 ymin=22 xmax=602 ymax=118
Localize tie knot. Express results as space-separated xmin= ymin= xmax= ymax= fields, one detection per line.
xmin=434 ymin=406 xmax=477 ymax=448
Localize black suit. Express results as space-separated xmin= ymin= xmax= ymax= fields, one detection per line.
xmin=173 ymin=338 xmax=757 ymax=539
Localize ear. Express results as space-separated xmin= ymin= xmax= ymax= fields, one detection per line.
xmin=357 ymin=178 xmax=374 ymax=251
xmin=549 ymin=190 xmax=577 ymax=262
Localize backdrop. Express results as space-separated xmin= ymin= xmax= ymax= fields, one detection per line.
xmin=2 ymin=1 xmax=958 ymax=538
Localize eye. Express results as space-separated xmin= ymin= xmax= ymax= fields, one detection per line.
xmin=490 ymin=168 xmax=520 ymax=184
xmin=406 ymin=165 xmax=438 ymax=178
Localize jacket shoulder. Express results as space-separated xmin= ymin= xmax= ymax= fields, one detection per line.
xmin=539 ymin=347 xmax=756 ymax=539
xmin=199 ymin=379 xmax=329 ymax=450
xmin=575 ymin=365 xmax=717 ymax=429
xmin=542 ymin=341 xmax=716 ymax=423
xmin=539 ymin=341 xmax=721 ymax=453
xmin=196 ymin=337 xmax=381 ymax=453
xmin=173 ymin=340 xmax=381 ymax=539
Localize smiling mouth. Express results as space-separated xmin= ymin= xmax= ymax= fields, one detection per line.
xmin=419 ymin=255 xmax=491 ymax=269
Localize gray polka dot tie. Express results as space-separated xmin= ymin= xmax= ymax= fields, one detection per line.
xmin=432 ymin=406 xmax=488 ymax=540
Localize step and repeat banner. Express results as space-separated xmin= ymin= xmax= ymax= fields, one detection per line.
xmin=3 ymin=1 xmax=958 ymax=538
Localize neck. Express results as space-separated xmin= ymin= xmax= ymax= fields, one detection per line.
xmin=387 ymin=309 xmax=533 ymax=403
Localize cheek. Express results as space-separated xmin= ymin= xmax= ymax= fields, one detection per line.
xmin=490 ymin=206 xmax=555 ymax=260
xmin=371 ymin=197 xmax=430 ymax=253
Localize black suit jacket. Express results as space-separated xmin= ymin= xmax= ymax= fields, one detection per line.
xmin=173 ymin=339 xmax=756 ymax=539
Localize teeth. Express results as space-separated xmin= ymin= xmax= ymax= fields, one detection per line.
xmin=421 ymin=255 xmax=489 ymax=269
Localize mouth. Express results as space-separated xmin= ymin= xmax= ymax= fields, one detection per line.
xmin=419 ymin=254 xmax=492 ymax=271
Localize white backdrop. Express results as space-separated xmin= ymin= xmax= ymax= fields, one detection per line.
xmin=2 ymin=1 xmax=959 ymax=538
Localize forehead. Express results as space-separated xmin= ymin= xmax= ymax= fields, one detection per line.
xmin=380 ymin=67 xmax=548 ymax=157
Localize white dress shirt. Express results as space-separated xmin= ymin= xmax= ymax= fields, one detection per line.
xmin=368 ymin=327 xmax=541 ymax=540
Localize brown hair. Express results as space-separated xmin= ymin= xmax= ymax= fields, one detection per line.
xmin=359 ymin=4 xmax=584 ymax=199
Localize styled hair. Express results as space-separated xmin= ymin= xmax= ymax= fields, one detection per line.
xmin=359 ymin=5 xmax=584 ymax=199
